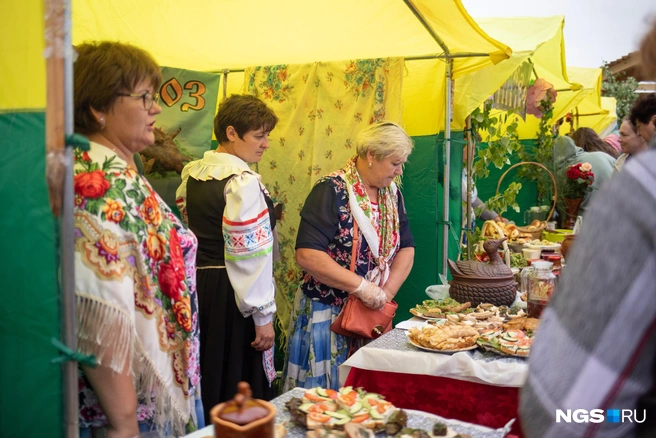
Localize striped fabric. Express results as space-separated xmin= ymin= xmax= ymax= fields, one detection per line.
xmin=283 ymin=291 xmax=360 ymax=391
xmin=223 ymin=207 xmax=273 ymax=261
xmin=520 ymin=148 xmax=656 ymax=437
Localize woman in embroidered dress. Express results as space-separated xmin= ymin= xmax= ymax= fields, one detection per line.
xmin=73 ymin=41 xmax=202 ymax=437
xmin=176 ymin=94 xmax=279 ymax=420
xmin=283 ymin=122 xmax=415 ymax=391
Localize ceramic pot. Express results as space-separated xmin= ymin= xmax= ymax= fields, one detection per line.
xmin=560 ymin=234 xmax=576 ymax=260
xmin=562 ymin=197 xmax=583 ymax=229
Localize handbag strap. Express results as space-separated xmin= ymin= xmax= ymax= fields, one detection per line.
xmin=350 ymin=220 xmax=359 ymax=272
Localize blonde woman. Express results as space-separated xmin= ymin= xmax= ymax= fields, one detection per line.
xmin=283 ymin=122 xmax=415 ymax=391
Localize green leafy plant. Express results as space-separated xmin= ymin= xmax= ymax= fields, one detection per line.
xmin=470 ymin=101 xmax=523 ymax=215
xmin=518 ymin=94 xmax=556 ymax=206
xmin=601 ymin=64 xmax=639 ymax=121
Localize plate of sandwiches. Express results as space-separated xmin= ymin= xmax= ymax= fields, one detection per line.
xmin=406 ymin=322 xmax=480 ymax=353
xmin=285 ymin=386 xmax=405 ymax=434
xmin=476 ymin=317 xmax=539 ymax=357
xmin=409 ymin=298 xmax=473 ymax=320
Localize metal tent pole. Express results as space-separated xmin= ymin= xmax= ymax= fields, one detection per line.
xmin=46 ymin=0 xmax=78 ymax=435
xmin=441 ymin=59 xmax=453 ymax=277
xmin=63 ymin=0 xmax=78 ymax=433
xmin=465 ymin=115 xmax=474 ymax=261
xmin=401 ymin=0 xmax=454 ymax=279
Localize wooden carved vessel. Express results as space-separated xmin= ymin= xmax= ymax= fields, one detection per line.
xmin=449 ymin=238 xmax=516 ymax=307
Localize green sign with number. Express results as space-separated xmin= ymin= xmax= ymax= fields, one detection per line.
xmin=157 ymin=66 xmax=220 ymax=159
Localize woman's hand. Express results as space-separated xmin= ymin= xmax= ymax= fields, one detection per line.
xmin=251 ymin=322 xmax=275 ymax=351
xmin=352 ymin=278 xmax=387 ymax=310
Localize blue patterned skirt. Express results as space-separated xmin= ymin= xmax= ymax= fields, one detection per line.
xmin=282 ymin=289 xmax=364 ymax=391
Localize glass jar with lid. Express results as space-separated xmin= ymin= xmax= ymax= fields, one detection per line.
xmin=527 ymin=261 xmax=556 ymax=318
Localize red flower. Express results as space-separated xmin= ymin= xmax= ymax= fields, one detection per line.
xmin=158 ymin=229 xmax=186 ymax=301
xmin=74 ymin=170 xmax=110 ymax=199
xmin=173 ymin=296 xmax=192 ymax=332
xmin=566 ymin=166 xmax=581 ymax=180
xmin=82 ymin=152 xmax=91 ymax=162
xmin=354 ymin=184 xmax=367 ymax=197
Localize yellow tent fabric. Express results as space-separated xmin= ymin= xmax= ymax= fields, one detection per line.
xmin=454 ymin=16 xmax=568 ymax=129
xmin=558 ymin=67 xmax=617 ymax=135
xmin=564 ymin=96 xmax=617 ymax=136
xmin=1 ymin=0 xmax=45 ymax=110
xmin=455 ymin=16 xmax=584 ymax=139
xmin=71 ymin=0 xmax=509 ymax=75
xmin=69 ymin=0 xmax=510 ymax=136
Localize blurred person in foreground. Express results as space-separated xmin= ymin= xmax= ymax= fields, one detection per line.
xmin=572 ymin=127 xmax=620 ymax=159
xmin=176 ymin=94 xmax=279 ymax=420
xmin=73 ymin=41 xmax=202 ymax=437
xmin=614 ymin=117 xmax=648 ymax=173
xmin=629 ymin=92 xmax=656 ymax=146
xmin=283 ymin=122 xmax=415 ymax=391
xmin=520 ymin=18 xmax=656 ymax=437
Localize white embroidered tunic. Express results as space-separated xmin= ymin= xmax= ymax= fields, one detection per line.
xmin=176 ymin=151 xmax=276 ymax=325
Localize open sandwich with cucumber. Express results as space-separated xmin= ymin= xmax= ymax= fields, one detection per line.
xmin=286 ymin=386 xmax=401 ymax=435
xmin=286 ymin=387 xmax=471 ymax=437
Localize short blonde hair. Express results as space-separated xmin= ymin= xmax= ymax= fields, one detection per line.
xmin=355 ymin=121 xmax=414 ymax=161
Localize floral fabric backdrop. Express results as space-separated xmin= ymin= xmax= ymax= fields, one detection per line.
xmin=244 ymin=58 xmax=403 ymax=348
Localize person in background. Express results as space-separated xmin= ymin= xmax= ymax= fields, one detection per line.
xmin=283 ymin=122 xmax=415 ymax=391
xmin=176 ymin=94 xmax=278 ymax=421
xmin=572 ymin=127 xmax=620 ymax=159
xmin=602 ymin=133 xmax=622 ymax=156
xmin=520 ymin=18 xmax=656 ymax=437
xmin=614 ymin=117 xmax=648 ymax=173
xmin=462 ymin=169 xmax=506 ymax=223
xmin=553 ymin=135 xmax=615 ymax=212
xmin=73 ymin=41 xmax=202 ymax=437
xmin=629 ymin=92 xmax=656 ymax=145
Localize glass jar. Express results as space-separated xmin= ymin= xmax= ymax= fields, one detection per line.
xmin=527 ymin=261 xmax=556 ymax=318
xmin=546 ymin=254 xmax=562 ymax=277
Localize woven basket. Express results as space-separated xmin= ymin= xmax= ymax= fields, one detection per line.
xmin=496 ymin=162 xmax=557 ymax=235
xmin=516 ymin=226 xmax=544 ymax=241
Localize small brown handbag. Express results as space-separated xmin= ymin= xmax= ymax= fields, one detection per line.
xmin=330 ymin=221 xmax=397 ymax=339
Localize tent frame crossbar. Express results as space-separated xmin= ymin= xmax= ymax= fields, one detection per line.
xmin=205 ymin=53 xmax=490 ymax=75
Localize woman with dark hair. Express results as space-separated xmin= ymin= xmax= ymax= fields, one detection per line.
xmin=176 ymin=94 xmax=279 ymax=420
xmin=571 ymin=127 xmax=620 ymax=159
xmin=73 ymin=41 xmax=202 ymax=436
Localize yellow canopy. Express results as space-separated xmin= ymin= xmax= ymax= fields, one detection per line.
xmin=4 ymin=0 xmax=512 ymax=138
xmin=452 ymin=16 xmax=588 ymax=139
xmin=1 ymin=1 xmax=46 ymax=110
xmin=557 ymin=67 xmax=617 ymax=135
xmin=454 ymin=15 xmax=571 ymax=127
xmin=71 ymin=0 xmax=509 ymax=76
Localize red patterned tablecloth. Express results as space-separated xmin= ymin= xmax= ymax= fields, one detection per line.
xmin=344 ymin=368 xmax=523 ymax=436
xmin=339 ymin=327 xmax=527 ymax=437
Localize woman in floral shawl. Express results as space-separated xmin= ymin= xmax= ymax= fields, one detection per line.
xmin=73 ymin=41 xmax=202 ymax=437
xmin=283 ymin=122 xmax=415 ymax=391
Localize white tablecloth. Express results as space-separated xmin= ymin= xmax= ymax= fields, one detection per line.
xmin=184 ymin=387 xmax=512 ymax=438
xmin=338 ymin=326 xmax=528 ymax=387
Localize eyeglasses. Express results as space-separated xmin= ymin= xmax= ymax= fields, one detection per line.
xmin=116 ymin=91 xmax=160 ymax=110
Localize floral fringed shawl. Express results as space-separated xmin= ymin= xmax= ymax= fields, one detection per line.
xmin=73 ymin=142 xmax=201 ymax=434
xmin=334 ymin=155 xmax=401 ymax=286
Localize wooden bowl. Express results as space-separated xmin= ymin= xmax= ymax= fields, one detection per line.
xmin=210 ymin=399 xmax=276 ymax=438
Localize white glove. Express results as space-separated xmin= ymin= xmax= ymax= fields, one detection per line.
xmin=351 ymin=278 xmax=386 ymax=310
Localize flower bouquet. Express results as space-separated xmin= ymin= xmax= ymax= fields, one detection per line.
xmin=526 ymin=78 xmax=558 ymax=118
xmin=562 ymin=162 xmax=595 ymax=228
